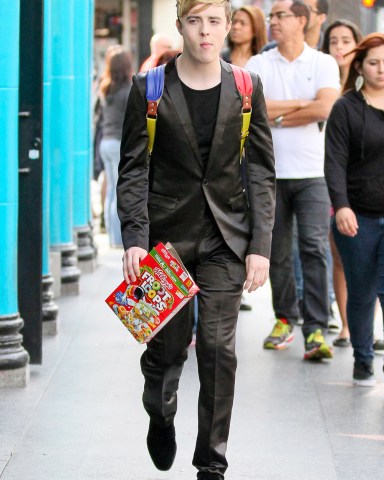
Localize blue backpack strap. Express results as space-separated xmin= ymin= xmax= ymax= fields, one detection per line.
xmin=145 ymin=64 xmax=253 ymax=159
xmin=146 ymin=64 xmax=166 ymax=154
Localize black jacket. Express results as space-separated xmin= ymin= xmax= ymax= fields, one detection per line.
xmin=325 ymin=90 xmax=384 ymax=217
xmin=117 ymin=58 xmax=276 ymax=263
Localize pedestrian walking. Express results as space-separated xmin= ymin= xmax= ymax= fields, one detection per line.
xmin=117 ymin=1 xmax=276 ymax=478
xmin=304 ymin=0 xmax=328 ymax=49
xmin=324 ymin=33 xmax=384 ymax=386
xmin=260 ymin=0 xmax=328 ymax=52
xmin=221 ymin=4 xmax=268 ymax=313
xmin=284 ymin=0 xmax=337 ymax=332
xmin=321 ymin=19 xmax=363 ymax=348
xmin=221 ymin=5 xmax=267 ymax=67
xmin=246 ymin=0 xmax=340 ymax=360
xmin=98 ymin=47 xmax=132 ymax=248
xmin=322 ymin=19 xmax=362 ymax=86
xmin=93 ymin=44 xmax=125 ymax=233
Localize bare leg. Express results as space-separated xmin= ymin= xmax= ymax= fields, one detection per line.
xmin=373 ymin=299 xmax=384 ymax=352
xmin=330 ymin=231 xmax=350 ymax=341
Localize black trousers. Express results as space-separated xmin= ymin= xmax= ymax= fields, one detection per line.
xmin=270 ymin=178 xmax=330 ymax=337
xmin=140 ymin=231 xmax=245 ymax=475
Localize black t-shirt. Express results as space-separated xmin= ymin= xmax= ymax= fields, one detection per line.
xmin=181 ymin=81 xmax=221 ymax=166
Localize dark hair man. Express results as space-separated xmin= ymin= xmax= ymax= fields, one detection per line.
xmin=261 ymin=0 xmax=329 ymax=51
xmin=246 ymin=0 xmax=339 ymax=360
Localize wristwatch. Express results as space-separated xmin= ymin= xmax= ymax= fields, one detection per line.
xmin=274 ymin=115 xmax=284 ymax=128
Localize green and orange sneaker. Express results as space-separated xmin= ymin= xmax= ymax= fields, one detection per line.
xmin=263 ymin=319 xmax=294 ymax=350
xmin=304 ymin=329 xmax=333 ymax=360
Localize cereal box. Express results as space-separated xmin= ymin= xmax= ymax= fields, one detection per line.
xmin=105 ymin=242 xmax=199 ymax=344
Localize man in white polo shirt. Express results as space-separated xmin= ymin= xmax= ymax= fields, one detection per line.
xmin=246 ymin=0 xmax=339 ymax=360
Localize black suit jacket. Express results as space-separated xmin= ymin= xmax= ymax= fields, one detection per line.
xmin=117 ymin=58 xmax=275 ymax=263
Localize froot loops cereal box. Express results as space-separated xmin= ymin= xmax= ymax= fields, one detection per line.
xmin=105 ymin=242 xmax=199 ymax=344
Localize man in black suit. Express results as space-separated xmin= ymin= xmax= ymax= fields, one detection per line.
xmin=117 ymin=1 xmax=275 ymax=479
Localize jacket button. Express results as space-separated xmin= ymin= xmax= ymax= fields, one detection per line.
xmin=202 ymin=178 xmax=208 ymax=186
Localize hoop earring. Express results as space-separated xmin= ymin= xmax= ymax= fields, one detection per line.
xmin=355 ymin=74 xmax=364 ymax=92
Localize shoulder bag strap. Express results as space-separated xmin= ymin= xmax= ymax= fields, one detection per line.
xmin=146 ymin=64 xmax=166 ymax=155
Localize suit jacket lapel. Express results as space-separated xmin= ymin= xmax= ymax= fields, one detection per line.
xmin=206 ymin=61 xmax=238 ymax=172
xmin=164 ymin=59 xmax=203 ymax=168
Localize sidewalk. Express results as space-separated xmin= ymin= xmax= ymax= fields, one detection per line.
xmin=1 ymin=235 xmax=384 ymax=480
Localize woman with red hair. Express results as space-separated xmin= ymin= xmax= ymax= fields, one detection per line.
xmin=325 ymin=33 xmax=384 ymax=387
xmin=321 ymin=19 xmax=362 ymax=348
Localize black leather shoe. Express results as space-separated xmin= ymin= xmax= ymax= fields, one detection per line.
xmin=197 ymin=472 xmax=224 ymax=479
xmin=147 ymin=422 xmax=176 ymax=471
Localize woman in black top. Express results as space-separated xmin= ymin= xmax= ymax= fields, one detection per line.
xmin=325 ymin=33 xmax=384 ymax=387
xmin=322 ymin=20 xmax=362 ymax=348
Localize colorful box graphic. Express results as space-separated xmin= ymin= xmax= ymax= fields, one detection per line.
xmin=105 ymin=242 xmax=199 ymax=344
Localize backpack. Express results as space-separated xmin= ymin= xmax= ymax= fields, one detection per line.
xmin=145 ymin=63 xmax=253 ymax=160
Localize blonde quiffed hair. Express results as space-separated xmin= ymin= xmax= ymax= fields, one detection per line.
xmin=176 ymin=0 xmax=232 ymax=23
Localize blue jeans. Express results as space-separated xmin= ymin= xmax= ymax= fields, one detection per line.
xmin=270 ymin=178 xmax=330 ymax=337
xmin=332 ymin=214 xmax=384 ymax=363
xmin=100 ymin=138 xmax=122 ymax=246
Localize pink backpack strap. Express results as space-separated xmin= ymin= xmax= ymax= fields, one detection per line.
xmin=231 ymin=65 xmax=253 ymax=111
xmin=231 ymin=65 xmax=253 ymax=159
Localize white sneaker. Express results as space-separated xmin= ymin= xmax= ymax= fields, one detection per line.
xmin=353 ymin=361 xmax=376 ymax=387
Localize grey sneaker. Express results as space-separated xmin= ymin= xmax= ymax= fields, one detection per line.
xmin=353 ymin=360 xmax=376 ymax=387
xmin=304 ymin=329 xmax=333 ymax=360
xmin=263 ymin=319 xmax=294 ymax=350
